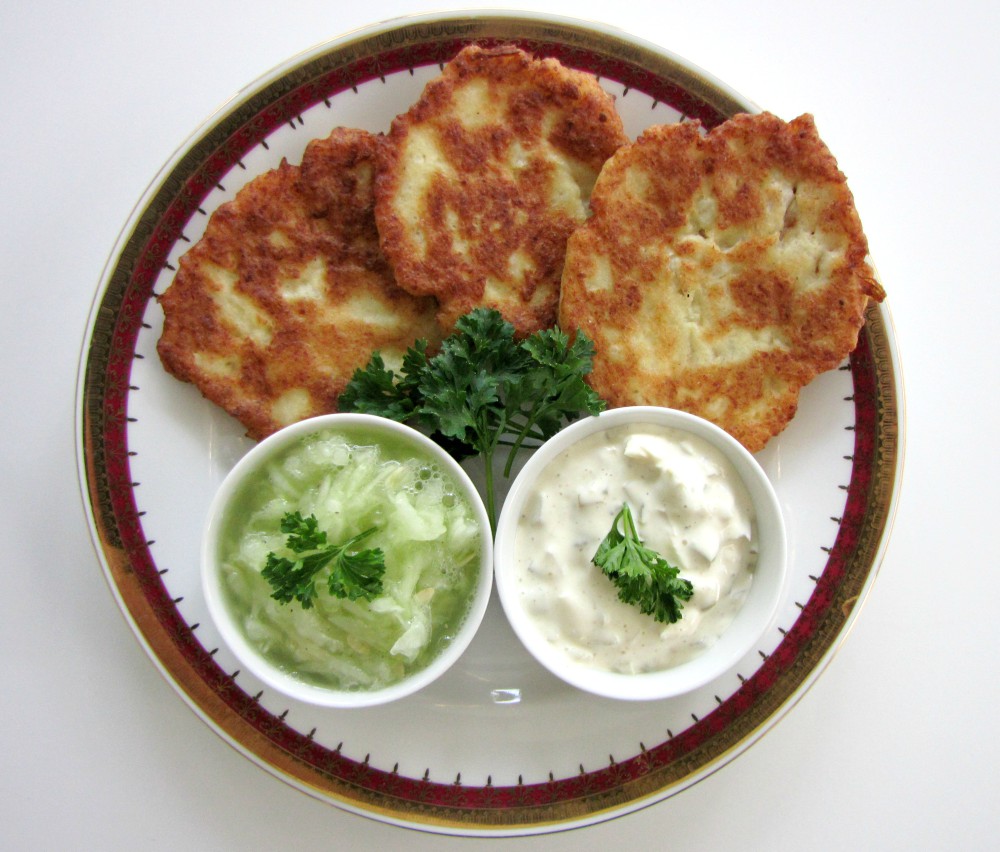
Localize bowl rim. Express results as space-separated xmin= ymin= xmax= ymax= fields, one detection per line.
xmin=494 ymin=405 xmax=788 ymax=701
xmin=201 ymin=412 xmax=494 ymax=709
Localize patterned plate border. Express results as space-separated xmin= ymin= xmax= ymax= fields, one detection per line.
xmin=75 ymin=11 xmax=903 ymax=835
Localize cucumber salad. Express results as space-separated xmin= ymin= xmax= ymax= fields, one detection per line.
xmin=215 ymin=427 xmax=483 ymax=692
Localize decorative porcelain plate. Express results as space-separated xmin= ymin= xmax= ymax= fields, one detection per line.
xmin=75 ymin=10 xmax=904 ymax=836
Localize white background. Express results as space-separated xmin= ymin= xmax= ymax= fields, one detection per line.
xmin=2 ymin=1 xmax=996 ymax=849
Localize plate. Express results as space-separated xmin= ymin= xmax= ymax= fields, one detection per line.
xmin=75 ymin=10 xmax=904 ymax=837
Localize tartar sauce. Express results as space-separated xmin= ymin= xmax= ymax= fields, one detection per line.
xmin=513 ymin=423 xmax=758 ymax=674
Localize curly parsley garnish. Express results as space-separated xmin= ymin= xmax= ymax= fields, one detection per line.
xmin=260 ymin=511 xmax=386 ymax=608
xmin=592 ymin=504 xmax=694 ymax=624
xmin=339 ymin=308 xmax=605 ymax=531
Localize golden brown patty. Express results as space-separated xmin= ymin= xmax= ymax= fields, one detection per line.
xmin=157 ymin=127 xmax=442 ymax=441
xmin=559 ymin=112 xmax=885 ymax=452
xmin=374 ymin=43 xmax=629 ymax=336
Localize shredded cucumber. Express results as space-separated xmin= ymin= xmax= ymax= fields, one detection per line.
xmin=217 ymin=428 xmax=482 ymax=692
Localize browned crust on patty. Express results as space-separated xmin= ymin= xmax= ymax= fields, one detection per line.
xmin=559 ymin=112 xmax=885 ymax=452
xmin=157 ymin=127 xmax=442 ymax=441
xmin=375 ymin=44 xmax=629 ymax=336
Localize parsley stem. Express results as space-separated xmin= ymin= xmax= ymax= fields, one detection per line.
xmin=621 ymin=503 xmax=639 ymax=540
xmin=483 ymin=448 xmax=498 ymax=534
xmin=503 ymin=430 xmax=532 ymax=477
xmin=504 ymin=416 xmax=547 ymax=442
xmin=502 ymin=417 xmax=549 ymax=477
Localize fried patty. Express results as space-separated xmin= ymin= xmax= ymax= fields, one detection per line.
xmin=559 ymin=112 xmax=885 ymax=452
xmin=374 ymin=44 xmax=629 ymax=336
xmin=157 ymin=127 xmax=442 ymax=441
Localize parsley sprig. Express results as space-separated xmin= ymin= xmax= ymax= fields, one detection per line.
xmin=339 ymin=308 xmax=605 ymax=531
xmin=592 ymin=504 xmax=694 ymax=624
xmin=260 ymin=511 xmax=386 ymax=608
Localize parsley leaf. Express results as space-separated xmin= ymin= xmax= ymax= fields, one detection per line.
xmin=260 ymin=511 xmax=386 ymax=608
xmin=335 ymin=351 xmax=415 ymax=422
xmin=340 ymin=308 xmax=606 ymax=531
xmin=502 ymin=326 xmax=605 ymax=474
xmin=592 ymin=504 xmax=694 ymax=624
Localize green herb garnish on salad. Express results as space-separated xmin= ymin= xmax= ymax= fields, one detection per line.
xmin=261 ymin=511 xmax=386 ymax=608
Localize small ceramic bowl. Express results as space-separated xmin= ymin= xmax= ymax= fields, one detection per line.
xmin=494 ymin=406 xmax=787 ymax=701
xmin=202 ymin=413 xmax=493 ymax=708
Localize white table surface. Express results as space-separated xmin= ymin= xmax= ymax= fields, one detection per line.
xmin=3 ymin=1 xmax=996 ymax=848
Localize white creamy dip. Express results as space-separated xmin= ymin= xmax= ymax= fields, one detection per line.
xmin=512 ymin=422 xmax=758 ymax=674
